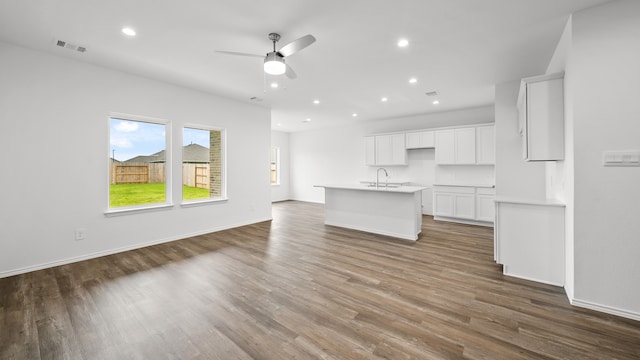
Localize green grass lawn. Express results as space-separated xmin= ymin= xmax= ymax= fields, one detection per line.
xmin=110 ymin=183 xmax=210 ymax=207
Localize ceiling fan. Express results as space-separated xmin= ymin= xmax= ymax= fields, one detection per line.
xmin=216 ymin=33 xmax=316 ymax=79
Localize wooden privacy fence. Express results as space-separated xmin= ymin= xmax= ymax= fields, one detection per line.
xmin=183 ymin=164 xmax=210 ymax=189
xmin=110 ymin=162 xmax=210 ymax=189
xmin=110 ymin=163 xmax=165 ymax=184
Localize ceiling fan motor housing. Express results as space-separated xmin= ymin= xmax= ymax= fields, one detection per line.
xmin=264 ymin=51 xmax=286 ymax=75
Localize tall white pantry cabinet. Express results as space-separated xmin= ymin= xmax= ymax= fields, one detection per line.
xmin=494 ymin=72 xmax=566 ymax=286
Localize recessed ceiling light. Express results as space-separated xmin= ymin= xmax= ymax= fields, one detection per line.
xmin=381 ymin=97 xmax=388 ymax=102
xmin=433 ymin=100 xmax=440 ymax=105
xmin=352 ymin=113 xmax=358 ymax=117
xmin=409 ymin=78 xmax=417 ymax=84
xmin=121 ymin=27 xmax=136 ymax=37
xmin=303 ymin=118 xmax=311 ymax=123
xmin=397 ymin=39 xmax=409 ymax=47
xmin=313 ymin=99 xmax=320 ymax=104
xmin=270 ymin=82 xmax=279 ymax=88
xmin=277 ymin=123 xmax=283 ymax=127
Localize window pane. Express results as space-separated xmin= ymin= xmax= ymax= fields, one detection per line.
xmin=109 ymin=118 xmax=167 ymax=207
xmin=270 ymin=147 xmax=280 ymax=185
xmin=183 ymin=127 xmax=224 ymax=201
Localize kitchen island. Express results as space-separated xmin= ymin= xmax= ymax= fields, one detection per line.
xmin=315 ymin=184 xmax=426 ymax=241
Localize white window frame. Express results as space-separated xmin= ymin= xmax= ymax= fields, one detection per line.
xmin=105 ymin=112 xmax=172 ymax=216
xmin=180 ymin=124 xmax=227 ymax=207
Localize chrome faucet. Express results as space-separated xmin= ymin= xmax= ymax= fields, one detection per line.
xmin=376 ymin=167 xmax=389 ymax=189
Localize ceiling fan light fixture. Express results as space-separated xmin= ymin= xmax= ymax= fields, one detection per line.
xmin=264 ymin=52 xmax=286 ymax=75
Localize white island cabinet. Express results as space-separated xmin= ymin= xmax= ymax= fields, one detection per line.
xmin=315 ymin=184 xmax=425 ymax=241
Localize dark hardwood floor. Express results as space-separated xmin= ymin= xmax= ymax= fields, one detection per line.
xmin=1 ymin=200 xmax=639 ymax=359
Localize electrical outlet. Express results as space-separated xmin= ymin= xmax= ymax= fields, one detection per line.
xmin=75 ymin=228 xmax=86 ymax=241
xmin=603 ymin=150 xmax=640 ymax=166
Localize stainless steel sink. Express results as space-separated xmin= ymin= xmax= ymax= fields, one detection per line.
xmin=366 ymin=184 xmax=401 ymax=188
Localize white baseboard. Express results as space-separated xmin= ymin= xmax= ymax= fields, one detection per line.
xmin=434 ymin=216 xmax=494 ymax=227
xmin=324 ymin=221 xmax=418 ymax=241
xmin=570 ymin=297 xmax=640 ymax=321
xmin=0 ymin=216 xmax=272 ymax=279
xmin=502 ymin=271 xmax=640 ymax=322
xmin=502 ymin=266 xmax=564 ymax=287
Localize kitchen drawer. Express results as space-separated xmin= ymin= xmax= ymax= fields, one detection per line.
xmin=433 ymin=185 xmax=475 ymax=194
xmin=477 ymin=187 xmax=496 ymax=196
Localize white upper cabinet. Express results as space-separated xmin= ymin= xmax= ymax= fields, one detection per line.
xmin=435 ymin=129 xmax=456 ymax=164
xmin=368 ymin=124 xmax=495 ymax=166
xmin=518 ymin=72 xmax=564 ymax=161
xmin=365 ymin=134 xmax=407 ymax=166
xmin=454 ymin=127 xmax=476 ymax=164
xmin=376 ymin=133 xmax=407 ymax=165
xmin=476 ymin=125 xmax=495 ymax=164
xmin=365 ymin=136 xmax=376 ymax=165
xmin=436 ymin=127 xmax=478 ymax=164
xmin=405 ymin=130 xmax=435 ymax=149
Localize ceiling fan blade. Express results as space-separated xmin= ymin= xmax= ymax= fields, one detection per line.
xmin=278 ymin=34 xmax=316 ymax=57
xmin=285 ymin=64 xmax=297 ymax=79
xmin=215 ymin=50 xmax=264 ymax=58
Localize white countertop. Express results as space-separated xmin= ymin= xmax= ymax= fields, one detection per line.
xmin=494 ymin=196 xmax=566 ymax=207
xmin=315 ymin=184 xmax=426 ymax=193
xmin=433 ymin=183 xmax=495 ymax=188
xmin=359 ymin=180 xmax=411 ymax=186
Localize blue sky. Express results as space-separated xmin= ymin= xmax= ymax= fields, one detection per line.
xmin=110 ymin=118 xmax=210 ymax=161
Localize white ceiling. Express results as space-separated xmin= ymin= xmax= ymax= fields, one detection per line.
xmin=0 ymin=0 xmax=613 ymax=132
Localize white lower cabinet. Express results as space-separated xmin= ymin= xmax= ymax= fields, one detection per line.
xmin=433 ymin=192 xmax=454 ymax=217
xmin=452 ymin=190 xmax=475 ymax=219
xmin=433 ymin=186 xmax=494 ymax=224
xmin=476 ymin=188 xmax=496 ymax=222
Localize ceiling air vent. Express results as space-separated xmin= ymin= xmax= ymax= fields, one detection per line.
xmin=55 ymin=39 xmax=87 ymax=53
xmin=425 ymin=91 xmax=438 ymax=97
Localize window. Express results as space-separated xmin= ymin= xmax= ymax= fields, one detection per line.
xmin=108 ymin=116 xmax=170 ymax=209
xmin=182 ymin=126 xmax=225 ymax=202
xmin=270 ymin=147 xmax=280 ymax=185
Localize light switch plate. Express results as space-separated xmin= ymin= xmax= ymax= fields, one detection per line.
xmin=603 ymin=150 xmax=640 ymax=166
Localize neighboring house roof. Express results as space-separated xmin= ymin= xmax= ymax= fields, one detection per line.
xmin=182 ymin=143 xmax=209 ymax=163
xmin=124 ymin=143 xmax=209 ymax=163
xmin=125 ymin=150 xmax=165 ymax=163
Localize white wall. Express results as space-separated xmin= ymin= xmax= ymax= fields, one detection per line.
xmin=290 ymin=106 xmax=494 ymax=214
xmin=0 ymin=42 xmax=272 ymax=277
xmin=569 ymin=0 xmax=640 ymax=318
xmin=271 ymin=130 xmax=290 ymax=202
